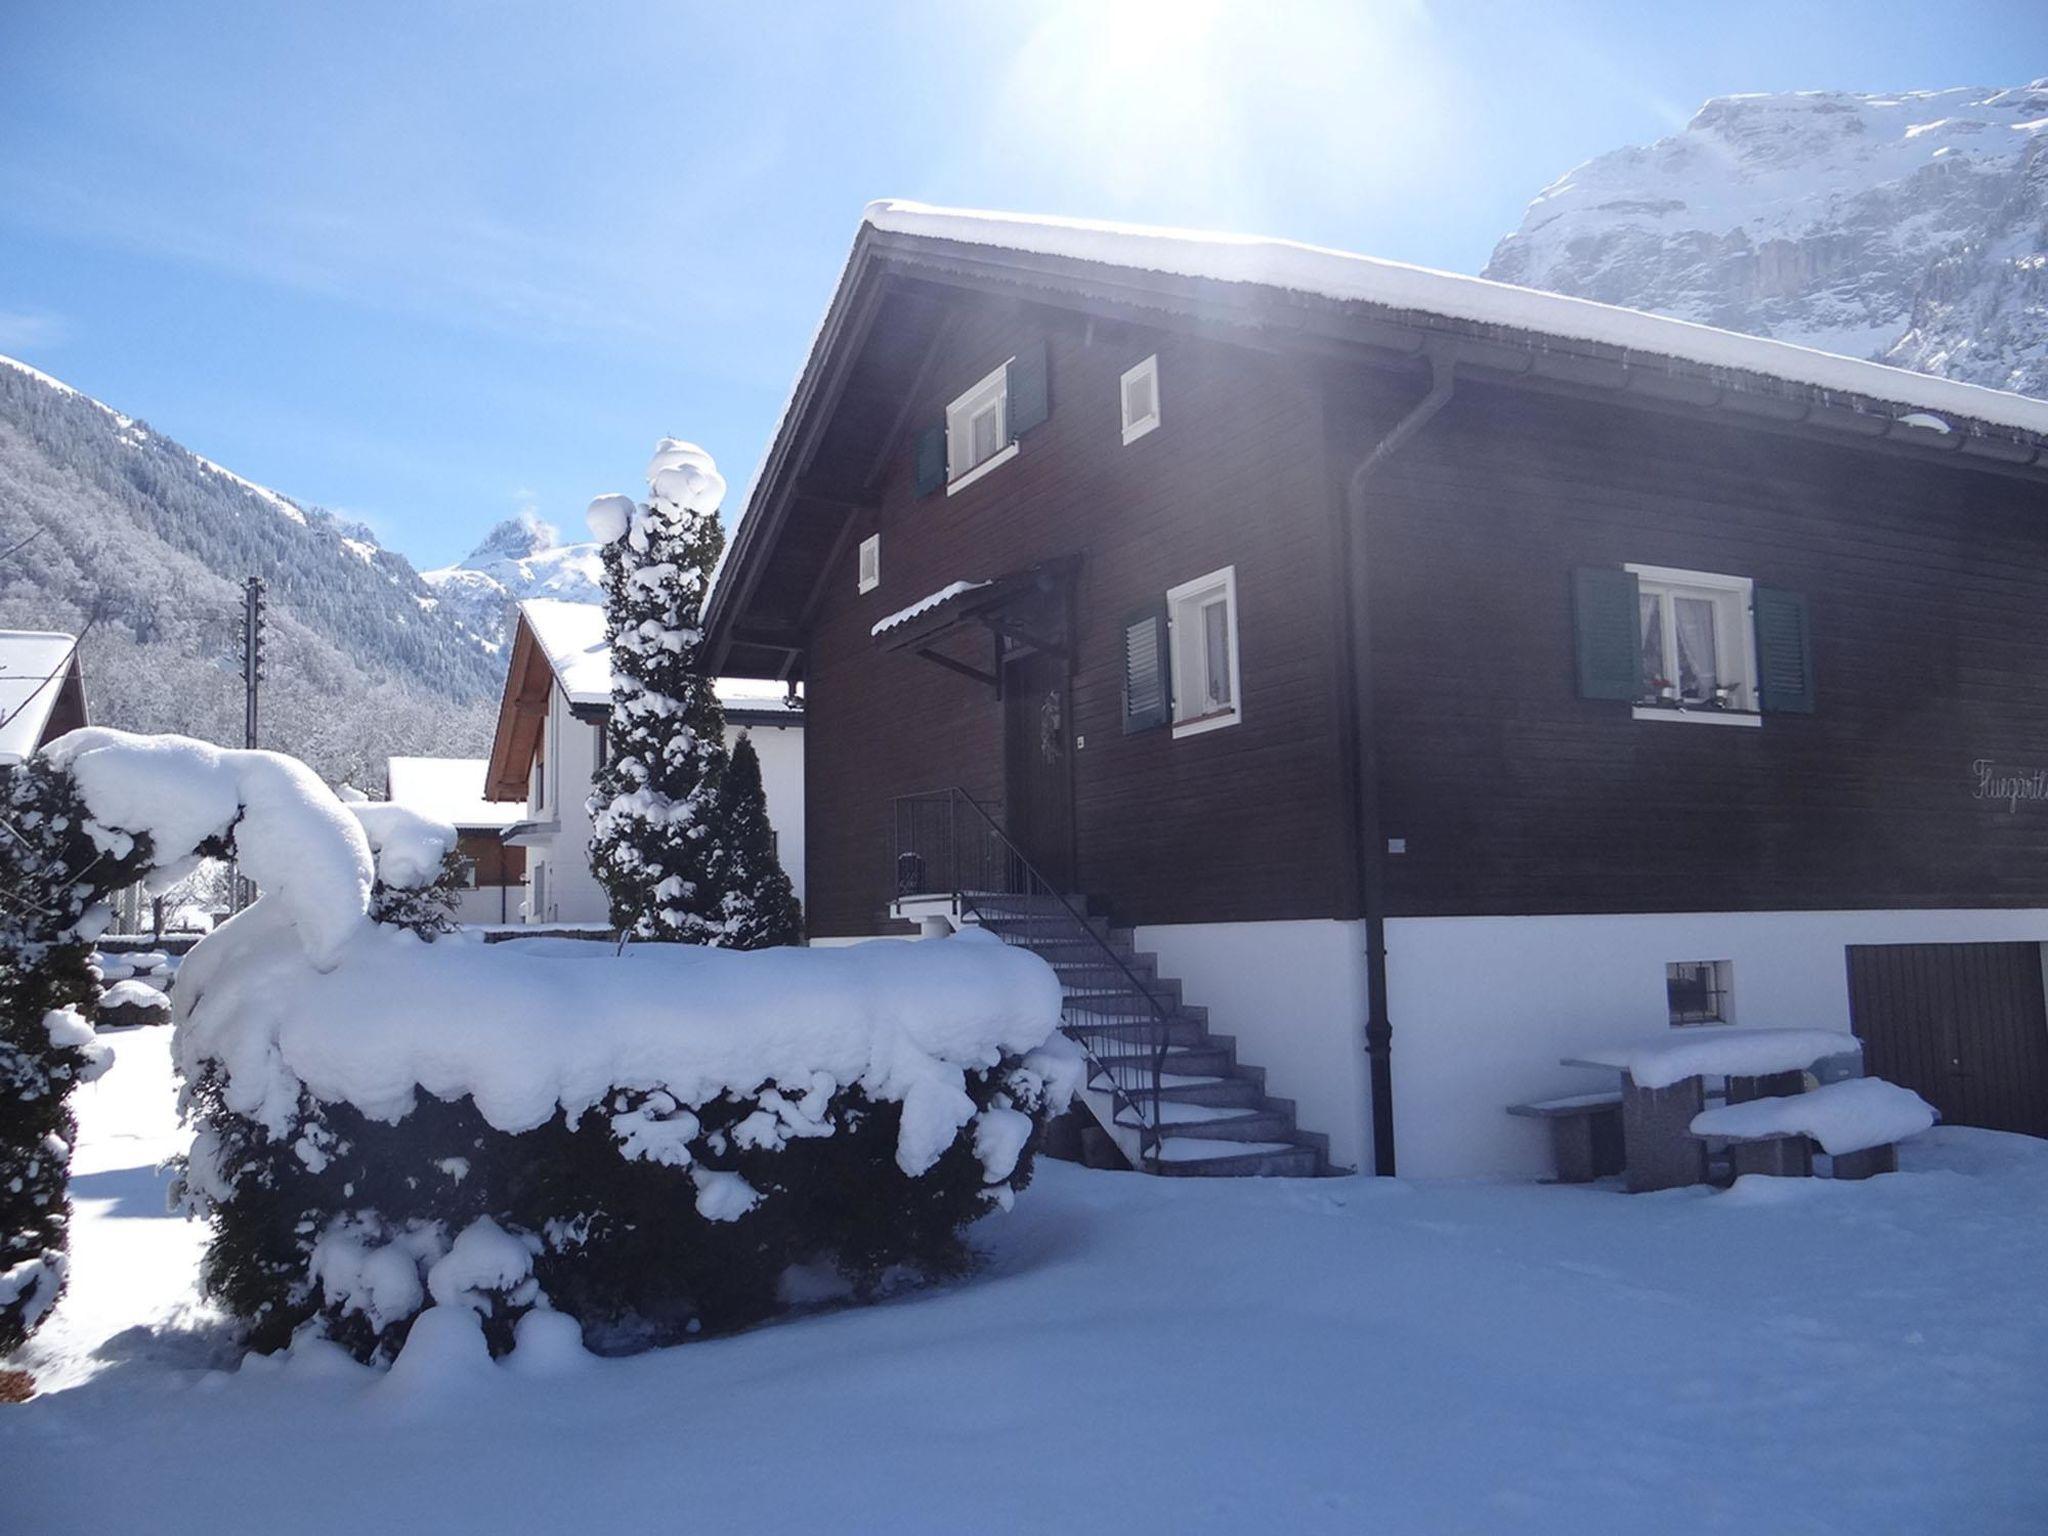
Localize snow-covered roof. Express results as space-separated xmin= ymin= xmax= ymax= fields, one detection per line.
xmin=518 ymin=598 xmax=799 ymax=713
xmin=862 ymin=200 xmax=2048 ymax=442
xmin=0 ymin=630 xmax=80 ymax=764
xmin=519 ymin=597 xmax=613 ymax=705
xmin=385 ymin=756 xmax=525 ymax=831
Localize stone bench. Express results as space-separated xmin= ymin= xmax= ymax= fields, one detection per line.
xmin=1688 ymin=1076 xmax=1933 ymax=1182
xmin=1507 ymin=1092 xmax=1625 ymax=1183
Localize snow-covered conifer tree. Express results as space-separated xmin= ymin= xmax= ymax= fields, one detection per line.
xmin=0 ymin=756 xmax=149 ymax=1356
xmin=716 ymin=731 xmax=804 ymax=949
xmin=585 ymin=441 xmax=734 ymax=942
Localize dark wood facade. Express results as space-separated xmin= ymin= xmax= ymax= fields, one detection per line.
xmin=1363 ymin=379 xmax=2048 ymax=918
xmin=708 ymin=231 xmax=2048 ymax=940
xmin=460 ymin=830 xmax=524 ymax=890
xmin=802 ymin=304 xmax=1353 ymax=936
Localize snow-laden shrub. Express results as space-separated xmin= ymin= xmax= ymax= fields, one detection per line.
xmin=344 ymin=800 xmax=463 ymax=938
xmin=36 ymin=728 xmax=1077 ymax=1365
xmin=0 ymin=756 xmax=151 ymax=1352
xmin=174 ymin=911 xmax=1077 ymax=1362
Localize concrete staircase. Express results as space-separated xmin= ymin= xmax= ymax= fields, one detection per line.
xmin=971 ymin=897 xmax=1328 ymax=1177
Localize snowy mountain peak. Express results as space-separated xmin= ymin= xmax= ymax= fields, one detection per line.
xmin=424 ymin=513 xmax=606 ymax=649
xmin=1486 ymin=82 xmax=2048 ymax=397
xmin=466 ymin=511 xmax=561 ymax=566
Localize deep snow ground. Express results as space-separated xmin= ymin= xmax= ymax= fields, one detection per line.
xmin=5 ymin=1028 xmax=2046 ymax=1536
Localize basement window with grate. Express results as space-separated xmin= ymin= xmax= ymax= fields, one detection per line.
xmin=1667 ymin=959 xmax=1734 ymax=1026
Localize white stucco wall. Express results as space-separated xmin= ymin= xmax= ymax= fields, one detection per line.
xmin=1133 ymin=907 xmax=2048 ymax=1182
xmin=517 ymin=694 xmax=807 ymax=926
xmin=733 ymin=718 xmax=805 ymax=907
xmin=1134 ymin=919 xmax=1373 ymax=1174
xmin=520 ymin=686 xmax=608 ymax=924
xmin=1387 ymin=907 xmax=2048 ymax=1180
xmin=450 ymin=881 xmax=518 ymax=926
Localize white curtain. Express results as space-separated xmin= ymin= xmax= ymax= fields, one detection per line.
xmin=1674 ymin=596 xmax=1718 ymax=700
xmin=1638 ymin=594 xmax=1665 ymax=690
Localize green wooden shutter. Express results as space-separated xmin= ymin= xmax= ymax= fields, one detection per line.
xmin=1007 ymin=340 xmax=1049 ymax=437
xmin=1121 ymin=600 xmax=1171 ymax=733
xmin=1573 ymin=566 xmax=1642 ymax=701
xmin=1753 ymin=586 xmax=1815 ymax=714
xmin=912 ymin=423 xmax=946 ymax=498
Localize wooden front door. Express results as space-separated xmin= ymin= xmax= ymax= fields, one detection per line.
xmin=1002 ymin=649 xmax=1075 ymax=892
xmin=1845 ymin=941 xmax=2048 ymax=1137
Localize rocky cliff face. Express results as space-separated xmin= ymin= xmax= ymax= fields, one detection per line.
xmin=422 ymin=512 xmax=603 ymax=650
xmin=1485 ymin=82 xmax=2048 ymax=397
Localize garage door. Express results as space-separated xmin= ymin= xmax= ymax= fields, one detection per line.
xmin=1845 ymin=942 xmax=2048 ymax=1138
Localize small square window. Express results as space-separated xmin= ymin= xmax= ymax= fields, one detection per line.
xmin=1121 ymin=355 xmax=1161 ymax=444
xmin=1666 ymin=960 xmax=1733 ymax=1026
xmin=857 ymin=534 xmax=880 ymax=594
xmin=944 ymin=363 xmax=1014 ymax=491
xmin=1166 ymin=565 xmax=1242 ymax=738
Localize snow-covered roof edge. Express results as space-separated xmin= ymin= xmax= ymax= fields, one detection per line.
xmin=515 ymin=597 xmax=803 ymax=713
xmin=0 ymin=629 xmax=83 ymax=764
xmin=860 ymin=200 xmax=2048 ymax=441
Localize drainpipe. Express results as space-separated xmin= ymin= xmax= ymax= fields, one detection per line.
xmin=1342 ymin=349 xmax=1456 ymax=1176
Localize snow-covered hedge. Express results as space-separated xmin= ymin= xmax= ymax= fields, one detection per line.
xmin=37 ymin=729 xmax=1078 ymax=1363
xmin=178 ymin=919 xmax=1076 ymax=1359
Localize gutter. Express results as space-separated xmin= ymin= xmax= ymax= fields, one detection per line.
xmin=1339 ymin=349 xmax=1457 ymax=1177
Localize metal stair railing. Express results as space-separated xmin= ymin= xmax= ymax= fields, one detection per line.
xmin=894 ymin=788 xmax=1168 ymax=1168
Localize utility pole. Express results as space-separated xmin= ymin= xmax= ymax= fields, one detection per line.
xmin=239 ymin=575 xmax=266 ymax=749
xmin=231 ymin=576 xmax=266 ymax=911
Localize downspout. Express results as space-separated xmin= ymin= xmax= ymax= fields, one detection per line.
xmin=1342 ymin=349 xmax=1457 ymax=1176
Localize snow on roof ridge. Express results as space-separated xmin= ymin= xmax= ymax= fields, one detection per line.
xmin=860 ymin=201 xmax=2048 ymax=441
xmin=519 ymin=597 xmax=800 ymax=711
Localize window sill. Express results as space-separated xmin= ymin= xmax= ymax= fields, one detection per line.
xmin=1631 ymin=706 xmax=1762 ymax=728
xmin=1122 ymin=414 xmax=1160 ymax=446
xmin=1173 ymin=707 xmax=1241 ymax=740
xmin=945 ymin=441 xmax=1019 ymax=496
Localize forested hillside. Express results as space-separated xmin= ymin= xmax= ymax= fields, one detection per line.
xmin=0 ymin=356 xmax=500 ymax=785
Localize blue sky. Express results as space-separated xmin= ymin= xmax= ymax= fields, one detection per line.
xmin=3 ymin=2 xmax=2043 ymax=569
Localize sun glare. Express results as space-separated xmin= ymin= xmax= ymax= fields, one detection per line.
xmin=994 ymin=0 xmax=1443 ymax=229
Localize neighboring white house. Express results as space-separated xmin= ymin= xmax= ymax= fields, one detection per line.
xmin=482 ymin=598 xmax=804 ymax=927
xmin=0 ymin=629 xmax=88 ymax=765
xmin=383 ymin=755 xmax=530 ymax=925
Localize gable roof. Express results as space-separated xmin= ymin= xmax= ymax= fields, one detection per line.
xmin=705 ymin=200 xmax=2048 ymax=677
xmin=385 ymin=756 xmax=525 ymax=831
xmin=484 ymin=599 xmax=800 ymax=801
xmin=0 ymin=630 xmax=86 ymax=764
xmin=863 ymin=201 xmax=2048 ymax=441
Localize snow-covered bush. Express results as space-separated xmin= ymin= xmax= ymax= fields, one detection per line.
xmin=345 ymin=799 xmax=463 ymax=938
xmin=36 ymin=728 xmax=1078 ymax=1365
xmin=176 ymin=917 xmax=1076 ymax=1361
xmin=585 ymin=442 xmax=734 ymax=943
xmin=0 ymin=756 xmax=151 ymax=1352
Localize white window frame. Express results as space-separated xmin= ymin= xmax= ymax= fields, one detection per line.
xmin=944 ymin=362 xmax=1018 ymax=494
xmin=857 ymin=533 xmax=880 ymax=594
xmin=1626 ymin=563 xmax=1760 ymax=728
xmin=1166 ymin=565 xmax=1243 ymax=739
xmin=1121 ymin=354 xmax=1161 ymax=445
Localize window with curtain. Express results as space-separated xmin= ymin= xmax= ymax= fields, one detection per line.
xmin=1629 ymin=565 xmax=1756 ymax=712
